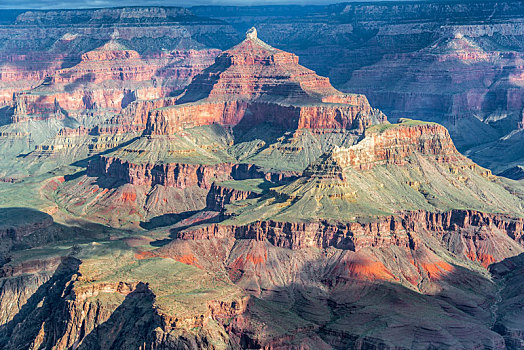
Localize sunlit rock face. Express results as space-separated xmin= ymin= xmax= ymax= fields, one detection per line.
xmin=0 ymin=7 xmax=232 ymax=178
xmin=145 ymin=27 xmax=385 ymax=136
xmin=2 ymin=2 xmax=524 ymax=176
xmin=0 ymin=7 xmax=228 ymax=104
xmin=68 ymin=28 xmax=385 ymax=224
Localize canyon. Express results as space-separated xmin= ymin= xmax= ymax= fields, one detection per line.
xmin=0 ymin=2 xmax=523 ymax=350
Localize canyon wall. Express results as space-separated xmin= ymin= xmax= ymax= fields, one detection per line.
xmin=330 ymin=122 xmax=465 ymax=170
xmin=178 ymin=209 xmax=524 ymax=250
xmin=146 ymin=98 xmax=378 ymax=135
xmin=0 ymin=7 xmax=231 ymax=122
xmin=87 ymin=156 xmax=297 ymax=190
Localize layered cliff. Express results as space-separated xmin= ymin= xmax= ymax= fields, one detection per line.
xmin=7 ymin=45 xmax=220 ymax=122
xmin=0 ymin=6 xmax=233 ymax=108
xmin=2 ymin=2 xmax=524 ymax=176
xmin=3 ymin=206 xmax=520 ymax=349
xmin=205 ymin=179 xmax=269 ymax=211
xmin=219 ymin=119 xmax=520 ymax=226
xmin=145 ymin=28 xmax=385 ymax=136
xmin=179 ymin=209 xmax=524 ymax=265
xmin=136 ymin=121 xmax=524 ymax=348
xmin=146 ymin=207 xmax=523 ymax=348
xmin=0 ymin=254 xmax=243 ymax=350
xmin=306 ymin=120 xmax=464 ymax=173
xmin=0 ymin=7 xmax=231 ymax=178
xmin=147 ymin=99 xmax=378 ymax=135
xmin=56 ymin=28 xmax=386 ymax=224
xmin=86 ymin=157 xmax=266 ymax=189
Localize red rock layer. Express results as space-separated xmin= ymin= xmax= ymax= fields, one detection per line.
xmin=0 ymin=53 xmax=64 ymax=83
xmin=2 ymin=47 xmax=219 ymax=120
xmin=322 ymin=123 xmax=490 ymax=176
xmin=303 ymin=122 xmax=476 ymax=179
xmin=0 ymin=53 xmax=64 ymax=106
xmin=87 ymin=157 xmax=295 ymax=190
xmin=346 ymin=123 xmax=461 ymax=168
xmin=118 ymin=96 xmax=179 ymax=130
xmin=349 ymin=47 xmax=524 ymax=122
xmin=177 ymin=28 xmax=340 ymax=103
xmin=53 ymin=46 xmax=146 ymax=84
xmin=145 ymin=29 xmax=385 ymax=136
xmin=178 ymin=209 xmax=524 ymax=253
xmin=146 ymin=98 xmax=377 ymax=135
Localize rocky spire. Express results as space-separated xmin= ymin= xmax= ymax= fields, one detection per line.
xmin=246 ymin=27 xmax=257 ymax=40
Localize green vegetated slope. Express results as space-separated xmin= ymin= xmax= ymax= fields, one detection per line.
xmin=106 ymin=122 xmax=362 ymax=172
xmin=222 ymin=120 xmax=524 ymax=225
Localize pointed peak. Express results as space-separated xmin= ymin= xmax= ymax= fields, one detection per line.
xmin=227 ymin=27 xmax=279 ymax=56
xmin=246 ymin=27 xmax=257 ymax=40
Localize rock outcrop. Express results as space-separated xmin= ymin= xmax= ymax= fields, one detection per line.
xmin=206 ymin=182 xmax=260 ymax=211
xmin=87 ymin=157 xmax=265 ymax=189
xmin=190 ymin=1 xmax=524 ymax=172
xmin=2 ymin=2 xmax=524 ymax=175
xmin=306 ymin=121 xmax=467 ymax=175
xmin=59 ymin=27 xmax=385 ymax=224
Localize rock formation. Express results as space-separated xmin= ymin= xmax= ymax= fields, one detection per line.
xmin=192 ymin=1 xmax=524 ymax=173
xmin=53 ymin=28 xmax=384 ymax=224
xmin=145 ymin=27 xmax=384 ymax=136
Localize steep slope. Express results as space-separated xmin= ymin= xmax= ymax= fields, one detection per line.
xmin=30 ymin=117 xmax=523 ymax=349
xmin=145 ymin=27 xmax=384 ymax=136
xmin=3 ymin=2 xmax=524 ymax=175
xmin=1 ymin=5 xmax=524 ymax=349
xmin=222 ymin=119 xmax=521 ymax=225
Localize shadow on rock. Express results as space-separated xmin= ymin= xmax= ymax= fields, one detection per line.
xmin=139 ymin=210 xmax=200 ymax=230
xmin=215 ymin=240 xmax=508 ymax=349
xmin=0 ymin=257 xmax=81 ymax=349
xmin=145 ymin=210 xmax=221 ymax=247
xmin=76 ymin=282 xmax=157 ymax=350
xmin=489 ymin=252 xmax=524 ymax=348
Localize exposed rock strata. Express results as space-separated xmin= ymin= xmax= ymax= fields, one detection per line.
xmin=206 ymin=182 xmax=259 ymax=211
xmin=145 ymin=29 xmax=385 ymax=136
xmin=305 ymin=121 xmax=468 ymax=178
xmin=87 ymin=157 xmax=288 ymax=190
xmin=179 ymin=209 xmax=524 ymax=253
xmin=147 ymin=99 xmax=378 ymax=135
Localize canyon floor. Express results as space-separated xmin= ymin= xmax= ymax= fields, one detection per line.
xmin=0 ymin=3 xmax=524 ymax=350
